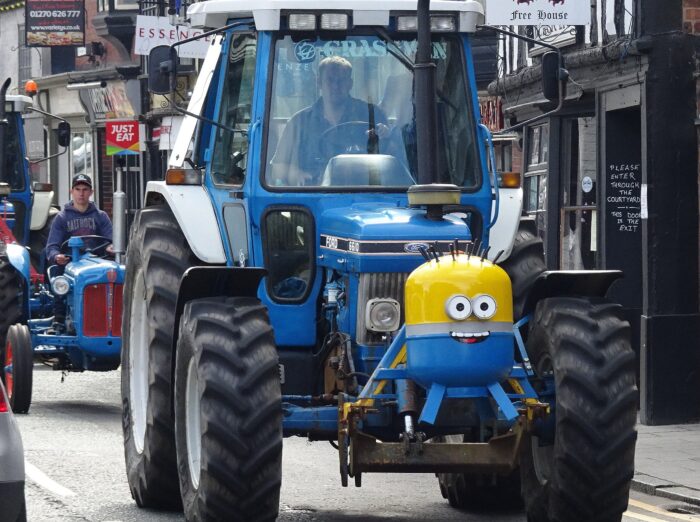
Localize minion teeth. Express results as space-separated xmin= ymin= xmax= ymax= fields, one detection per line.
xmin=450 ymin=330 xmax=490 ymax=343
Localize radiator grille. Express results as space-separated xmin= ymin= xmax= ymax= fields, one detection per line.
xmin=356 ymin=273 xmax=409 ymax=345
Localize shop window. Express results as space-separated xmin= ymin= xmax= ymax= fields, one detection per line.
xmin=262 ymin=208 xmax=314 ymax=303
xmin=18 ymin=26 xmax=32 ymax=86
xmin=210 ymin=33 xmax=257 ymax=186
xmin=71 ymin=131 xmax=93 ymax=179
xmin=523 ymin=123 xmax=549 ymax=241
xmin=559 ymin=117 xmax=598 ymax=270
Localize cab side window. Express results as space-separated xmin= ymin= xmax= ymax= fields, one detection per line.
xmin=262 ymin=208 xmax=314 ymax=302
xmin=210 ymin=33 xmax=257 ymax=186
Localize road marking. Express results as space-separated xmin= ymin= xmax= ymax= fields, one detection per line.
xmin=625 ymin=511 xmax=673 ymax=522
xmin=629 ymin=499 xmax=700 ymax=521
xmin=25 ymin=461 xmax=76 ymax=498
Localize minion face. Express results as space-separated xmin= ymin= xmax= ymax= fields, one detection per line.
xmin=445 ymin=293 xmax=500 ymax=343
xmin=404 ymin=255 xmax=515 ymax=388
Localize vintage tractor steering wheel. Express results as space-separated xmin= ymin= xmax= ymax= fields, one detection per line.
xmin=60 ymin=235 xmax=113 ymax=259
xmin=319 ymin=121 xmax=376 ymax=158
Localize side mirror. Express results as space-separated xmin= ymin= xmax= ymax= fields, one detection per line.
xmin=0 ymin=182 xmax=10 ymax=196
xmin=148 ymin=46 xmax=178 ymax=95
xmin=541 ymin=51 xmax=565 ymax=102
xmin=57 ymin=121 xmax=71 ymax=148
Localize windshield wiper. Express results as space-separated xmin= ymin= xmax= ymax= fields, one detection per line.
xmin=373 ymin=28 xmax=415 ymax=71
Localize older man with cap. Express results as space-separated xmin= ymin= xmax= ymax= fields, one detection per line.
xmin=46 ymin=174 xmax=113 ymax=266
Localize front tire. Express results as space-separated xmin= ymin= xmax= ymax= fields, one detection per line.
xmin=0 ymin=260 xmax=22 ymax=357
xmin=520 ymin=297 xmax=637 ymax=522
xmin=121 ymin=205 xmax=197 ymax=510
xmin=175 ymin=297 xmax=282 ymax=522
xmin=3 ymin=324 xmax=33 ymax=414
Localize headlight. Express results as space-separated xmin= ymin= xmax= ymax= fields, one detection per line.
xmin=366 ymin=298 xmax=401 ymax=332
xmin=472 ymin=294 xmax=497 ymax=320
xmin=51 ymin=276 xmax=71 ymax=296
xmin=445 ymin=295 xmax=471 ymax=321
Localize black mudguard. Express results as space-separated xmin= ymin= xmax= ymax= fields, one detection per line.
xmin=521 ymin=270 xmax=623 ymax=317
xmin=172 ymin=266 xmax=267 ymax=353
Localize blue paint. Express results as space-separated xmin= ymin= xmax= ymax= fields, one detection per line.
xmin=181 ymin=27 xmax=539 ymax=438
xmin=405 ymin=332 xmax=514 ymax=388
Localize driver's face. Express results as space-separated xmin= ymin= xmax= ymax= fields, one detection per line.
xmin=319 ymin=66 xmax=352 ymax=104
xmin=71 ymin=184 xmax=92 ymax=206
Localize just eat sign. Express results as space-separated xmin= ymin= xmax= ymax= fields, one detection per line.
xmin=106 ymin=120 xmax=140 ymax=156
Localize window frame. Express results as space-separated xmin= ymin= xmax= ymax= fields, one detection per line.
xmin=260 ymin=205 xmax=317 ymax=304
xmin=260 ymin=30 xmax=481 ymax=193
xmin=209 ymin=31 xmax=258 ymax=188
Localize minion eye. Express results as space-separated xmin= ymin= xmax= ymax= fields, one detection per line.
xmin=446 ymin=295 xmax=471 ymax=321
xmin=472 ymin=295 xmax=497 ymax=320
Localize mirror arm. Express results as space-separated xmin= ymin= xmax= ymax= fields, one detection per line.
xmin=476 ymin=24 xmax=566 ymax=134
xmin=164 ymin=94 xmax=247 ymax=136
xmin=27 ymin=106 xmax=70 ymax=124
xmin=29 ymin=146 xmax=68 ymax=165
xmin=171 ymin=20 xmax=253 ymax=50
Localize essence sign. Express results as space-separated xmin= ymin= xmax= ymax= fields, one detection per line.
xmin=485 ymin=0 xmax=590 ymax=26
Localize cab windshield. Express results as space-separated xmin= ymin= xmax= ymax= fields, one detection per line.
xmin=0 ymin=114 xmax=25 ymax=191
xmin=264 ymin=33 xmax=480 ymax=190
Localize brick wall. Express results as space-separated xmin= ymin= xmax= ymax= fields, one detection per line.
xmin=683 ymin=0 xmax=700 ymax=33
xmin=97 ymin=130 xmax=114 ymax=219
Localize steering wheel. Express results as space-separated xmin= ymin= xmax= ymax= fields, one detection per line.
xmin=60 ymin=235 xmax=113 ymax=259
xmin=319 ymin=121 xmax=375 ymax=158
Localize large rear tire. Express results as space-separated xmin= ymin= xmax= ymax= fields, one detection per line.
xmin=499 ymin=218 xmax=546 ymax=320
xmin=3 ymin=324 xmax=33 ymax=414
xmin=520 ymin=297 xmax=637 ymax=522
xmin=437 ymin=434 xmax=522 ymax=511
xmin=0 ymin=259 xmax=22 ymax=356
xmin=121 ymin=205 xmax=197 ymax=510
xmin=175 ymin=297 xmax=282 ymax=522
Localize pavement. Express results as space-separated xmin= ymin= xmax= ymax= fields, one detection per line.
xmin=632 ymin=421 xmax=700 ymax=506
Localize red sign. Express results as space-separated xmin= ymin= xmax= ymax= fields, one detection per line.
xmin=480 ymin=97 xmax=504 ymax=133
xmin=106 ymin=120 xmax=140 ymax=156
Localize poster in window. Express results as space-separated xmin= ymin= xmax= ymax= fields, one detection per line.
xmin=25 ymin=0 xmax=85 ymax=47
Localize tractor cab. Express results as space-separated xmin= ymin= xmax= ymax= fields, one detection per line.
xmin=0 ymin=81 xmax=71 ymax=271
xmin=0 ymin=94 xmax=34 ymax=246
xmin=152 ymin=0 xmax=494 ymax=368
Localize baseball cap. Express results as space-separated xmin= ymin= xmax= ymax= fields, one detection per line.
xmin=72 ymin=174 xmax=93 ymax=188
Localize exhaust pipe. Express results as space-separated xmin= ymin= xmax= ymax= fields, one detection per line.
xmin=112 ymin=167 xmax=126 ymax=264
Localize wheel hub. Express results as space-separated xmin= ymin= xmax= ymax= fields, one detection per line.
xmin=129 ymin=270 xmax=149 ymax=454
xmin=185 ymin=358 xmax=202 ymax=489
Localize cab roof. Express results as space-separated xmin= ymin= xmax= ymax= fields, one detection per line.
xmin=188 ymin=0 xmax=484 ymax=32
xmin=5 ymin=95 xmax=33 ymax=113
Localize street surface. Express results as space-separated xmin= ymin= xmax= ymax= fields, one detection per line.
xmin=15 ymin=367 xmax=700 ymax=521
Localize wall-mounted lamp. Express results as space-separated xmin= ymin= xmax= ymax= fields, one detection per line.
xmin=66 ymin=81 xmax=107 ymax=91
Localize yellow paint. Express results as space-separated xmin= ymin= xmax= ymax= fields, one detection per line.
xmin=624 ymin=511 xmax=689 ymax=522
xmin=405 ymin=254 xmax=513 ymax=325
xmin=628 ymin=499 xmax=700 ymax=521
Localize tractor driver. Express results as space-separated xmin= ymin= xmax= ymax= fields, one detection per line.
xmin=269 ymin=55 xmax=389 ymax=186
xmin=45 ymin=174 xmax=113 ymax=332
xmin=46 ymin=174 xmax=114 ymax=267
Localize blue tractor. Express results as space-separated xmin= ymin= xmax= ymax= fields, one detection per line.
xmin=0 ymin=78 xmax=62 ymax=351
xmin=0 ymin=79 xmax=127 ymax=413
xmin=121 ymin=2 xmax=638 ymax=521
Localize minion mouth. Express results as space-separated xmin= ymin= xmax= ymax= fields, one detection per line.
xmin=450 ymin=331 xmax=490 ymax=344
